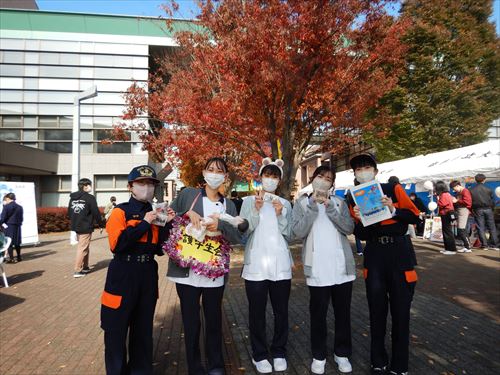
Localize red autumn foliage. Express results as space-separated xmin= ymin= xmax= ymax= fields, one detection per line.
xmin=121 ymin=0 xmax=409 ymax=198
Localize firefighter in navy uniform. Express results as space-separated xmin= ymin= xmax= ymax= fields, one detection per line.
xmin=101 ymin=165 xmax=174 ymax=375
xmin=347 ymin=154 xmax=420 ymax=375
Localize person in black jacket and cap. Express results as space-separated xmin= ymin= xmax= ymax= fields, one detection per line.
xmin=347 ymin=153 xmax=420 ymax=375
xmin=101 ymin=165 xmax=175 ymax=375
xmin=1 ymin=193 xmax=24 ymax=263
xmin=68 ymin=178 xmax=105 ymax=278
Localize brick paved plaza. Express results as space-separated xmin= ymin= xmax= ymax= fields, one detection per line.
xmin=0 ymin=232 xmax=499 ymax=374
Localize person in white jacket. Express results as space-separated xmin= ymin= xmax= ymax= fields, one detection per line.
xmin=292 ymin=166 xmax=356 ymax=375
xmin=240 ymin=158 xmax=293 ymax=374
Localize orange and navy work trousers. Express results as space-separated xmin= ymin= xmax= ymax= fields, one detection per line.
xmin=363 ymin=236 xmax=417 ymax=373
xmin=101 ymin=258 xmax=158 ymax=375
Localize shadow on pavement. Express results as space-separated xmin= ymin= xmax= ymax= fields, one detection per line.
xmin=90 ymin=258 xmax=112 ymax=273
xmin=478 ymin=254 xmax=500 ymax=262
xmin=5 ymin=270 xmax=44 ymax=286
xmin=20 ymin=249 xmax=57 ymax=261
xmin=0 ymin=292 xmax=25 ymax=312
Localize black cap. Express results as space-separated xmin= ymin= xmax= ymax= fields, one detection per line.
xmin=128 ymin=165 xmax=159 ymax=183
xmin=349 ymin=153 xmax=377 ymax=170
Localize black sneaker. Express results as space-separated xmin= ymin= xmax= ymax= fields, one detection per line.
xmin=6 ymin=258 xmax=17 ymax=264
xmin=82 ymin=267 xmax=91 ymax=274
xmin=73 ymin=272 xmax=86 ymax=278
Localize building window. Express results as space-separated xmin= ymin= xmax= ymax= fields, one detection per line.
xmin=2 ymin=116 xmax=22 ymax=127
xmin=0 ymin=129 xmax=21 ymax=141
xmin=95 ymin=129 xmax=131 ymax=153
xmin=95 ymin=175 xmax=129 ymax=190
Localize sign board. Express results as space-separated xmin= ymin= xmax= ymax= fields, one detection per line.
xmin=423 ymin=217 xmax=443 ymax=243
xmin=0 ymin=181 xmax=39 ymax=245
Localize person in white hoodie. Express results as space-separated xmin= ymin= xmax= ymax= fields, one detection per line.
xmin=240 ymin=158 xmax=293 ymax=374
xmin=292 ymin=166 xmax=356 ymax=374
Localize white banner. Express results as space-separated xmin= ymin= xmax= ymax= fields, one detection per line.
xmin=0 ymin=181 xmax=39 ymax=246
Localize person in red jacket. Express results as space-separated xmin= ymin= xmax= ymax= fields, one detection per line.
xmin=435 ymin=181 xmax=457 ymax=255
xmin=450 ymin=181 xmax=472 ymax=252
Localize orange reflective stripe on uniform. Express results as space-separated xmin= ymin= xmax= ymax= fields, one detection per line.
xmin=106 ymin=208 xmax=127 ymax=252
xmin=380 ymin=184 xmax=420 ymax=226
xmin=404 ymin=270 xmax=418 ymax=283
xmin=101 ymin=290 xmax=122 ymax=309
xmin=393 ymin=184 xmax=420 ymax=216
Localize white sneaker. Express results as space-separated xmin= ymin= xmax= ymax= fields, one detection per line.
xmin=441 ymin=250 xmax=456 ymax=255
xmin=311 ymin=358 xmax=326 ymax=374
xmin=457 ymin=248 xmax=472 ymax=253
xmin=488 ymin=247 xmax=500 ymax=251
xmin=273 ymin=358 xmax=287 ymax=371
xmin=252 ymin=358 xmax=272 ymax=374
xmin=334 ymin=355 xmax=352 ymax=373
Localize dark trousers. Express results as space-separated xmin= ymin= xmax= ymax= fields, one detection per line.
xmin=245 ymin=279 xmax=291 ymax=361
xmin=6 ymin=224 xmax=21 ymax=260
xmin=101 ymin=260 xmax=158 ymax=375
xmin=309 ymin=282 xmax=353 ymax=360
xmin=440 ymin=215 xmax=457 ymax=252
xmin=355 ymin=236 xmax=364 ymax=254
xmin=457 ymin=228 xmax=471 ymax=248
xmin=474 ymin=208 xmax=499 ymax=247
xmin=176 ymin=283 xmax=225 ymax=375
xmin=7 ymin=244 xmax=21 ymax=260
xmin=415 ymin=219 xmax=425 ymax=236
xmin=364 ymin=242 xmax=416 ymax=373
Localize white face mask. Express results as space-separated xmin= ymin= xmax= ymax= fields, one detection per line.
xmin=132 ymin=183 xmax=155 ymax=202
xmin=312 ymin=176 xmax=332 ymax=192
xmin=262 ymin=177 xmax=279 ymax=192
xmin=204 ymin=172 xmax=225 ymax=189
xmin=355 ymin=170 xmax=376 ymax=184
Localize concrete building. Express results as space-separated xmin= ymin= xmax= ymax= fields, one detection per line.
xmin=0 ymin=6 xmax=192 ymax=206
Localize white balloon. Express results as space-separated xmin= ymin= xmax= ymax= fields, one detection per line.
xmin=428 ymin=201 xmax=438 ymax=211
xmin=495 ymin=186 xmax=500 ymax=198
xmin=423 ymin=180 xmax=434 ymax=191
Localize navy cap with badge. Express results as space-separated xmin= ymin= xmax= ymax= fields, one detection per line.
xmin=128 ymin=165 xmax=160 ymax=183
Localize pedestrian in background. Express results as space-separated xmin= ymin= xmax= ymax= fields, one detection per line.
xmin=450 ymin=181 xmax=472 ymax=252
xmin=470 ymin=174 xmax=499 ymax=250
xmin=292 ymin=165 xmax=355 ymax=374
xmin=230 ymin=190 xmax=243 ymax=215
xmin=0 ymin=193 xmax=24 ymax=263
xmin=68 ymin=178 xmax=105 ymax=278
xmin=240 ymin=158 xmax=293 ymax=374
xmin=435 ymin=181 xmax=457 ymax=255
xmin=104 ymin=196 xmax=117 ymax=221
xmin=409 ymin=193 xmax=427 ymax=236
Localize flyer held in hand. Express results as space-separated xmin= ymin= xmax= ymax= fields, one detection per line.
xmin=351 ymin=180 xmax=392 ymax=226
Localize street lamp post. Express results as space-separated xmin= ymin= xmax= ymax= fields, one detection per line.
xmin=72 ymin=86 xmax=98 ymax=191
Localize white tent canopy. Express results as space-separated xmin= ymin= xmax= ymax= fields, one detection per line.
xmin=298 ymin=140 xmax=500 ymax=196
